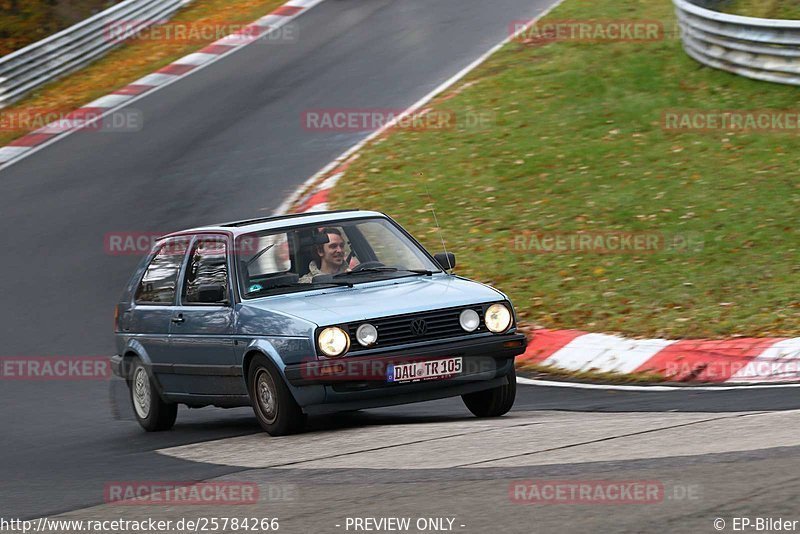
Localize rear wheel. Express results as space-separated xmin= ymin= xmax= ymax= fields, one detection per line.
xmin=248 ymin=355 xmax=306 ymax=436
xmin=462 ymin=366 xmax=517 ymax=417
xmin=130 ymin=360 xmax=177 ymax=432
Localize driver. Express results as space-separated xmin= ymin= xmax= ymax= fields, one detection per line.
xmin=299 ymin=227 xmax=352 ymax=283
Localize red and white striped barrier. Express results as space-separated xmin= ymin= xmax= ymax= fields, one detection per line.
xmin=519 ymin=329 xmax=800 ymax=384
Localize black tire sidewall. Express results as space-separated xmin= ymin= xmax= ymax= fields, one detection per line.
xmin=247 ymin=355 xmax=305 ymax=436
xmin=462 ymin=366 xmax=517 ymax=417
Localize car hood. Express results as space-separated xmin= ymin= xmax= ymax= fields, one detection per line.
xmin=241 ymin=275 xmax=506 ymax=327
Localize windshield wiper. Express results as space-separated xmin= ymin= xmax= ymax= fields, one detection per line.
xmin=333 ymin=267 xmax=439 ymax=278
xmin=333 ymin=267 xmax=399 ymax=277
xmin=244 ymin=243 xmax=275 ymax=268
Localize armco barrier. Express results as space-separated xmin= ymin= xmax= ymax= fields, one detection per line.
xmin=0 ymin=0 xmax=191 ymax=108
xmin=674 ymin=0 xmax=800 ymax=85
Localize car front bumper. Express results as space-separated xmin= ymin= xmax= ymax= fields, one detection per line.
xmin=284 ymin=333 xmax=526 ymax=387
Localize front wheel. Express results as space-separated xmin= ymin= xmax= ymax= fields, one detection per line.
xmin=462 ymin=367 xmax=517 ymax=417
xmin=130 ymin=360 xmax=177 ymax=431
xmin=248 ymin=355 xmax=306 ymax=436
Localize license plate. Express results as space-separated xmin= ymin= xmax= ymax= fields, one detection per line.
xmin=387 ymin=357 xmax=463 ymax=383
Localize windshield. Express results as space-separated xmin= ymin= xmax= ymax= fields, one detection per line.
xmin=236 ymin=217 xmax=441 ymax=298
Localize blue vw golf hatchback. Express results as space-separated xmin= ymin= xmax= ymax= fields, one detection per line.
xmin=112 ymin=210 xmax=526 ymax=435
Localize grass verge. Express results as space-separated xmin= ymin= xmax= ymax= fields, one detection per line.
xmin=331 ymin=0 xmax=800 ymax=339
xmin=0 ymin=0 xmax=286 ymax=146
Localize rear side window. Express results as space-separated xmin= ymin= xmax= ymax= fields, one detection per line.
xmin=135 ymin=239 xmax=189 ymax=304
xmin=183 ymin=237 xmax=229 ymax=304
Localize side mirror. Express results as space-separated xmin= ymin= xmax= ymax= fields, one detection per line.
xmin=434 ymin=252 xmax=456 ymax=271
xmin=197 ymin=284 xmax=228 ymax=304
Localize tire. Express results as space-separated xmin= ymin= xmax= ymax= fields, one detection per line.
xmin=129 ymin=359 xmax=177 ymax=432
xmin=247 ymin=355 xmax=306 ymax=436
xmin=462 ymin=366 xmax=517 ymax=417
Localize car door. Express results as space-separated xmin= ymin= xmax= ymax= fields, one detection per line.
xmin=168 ymin=234 xmax=237 ymax=395
xmin=127 ymin=236 xmax=190 ymax=394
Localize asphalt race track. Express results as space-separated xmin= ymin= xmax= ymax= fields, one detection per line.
xmin=2 ymin=0 xmax=800 ymax=531
xmin=6 ymin=378 xmax=800 ymax=530
xmin=7 ymin=382 xmax=800 ymax=533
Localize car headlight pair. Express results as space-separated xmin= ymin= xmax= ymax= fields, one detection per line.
xmin=318 ymin=323 xmax=377 ymax=357
xmin=459 ymin=303 xmax=512 ymax=334
xmin=319 ymin=303 xmax=513 ymax=358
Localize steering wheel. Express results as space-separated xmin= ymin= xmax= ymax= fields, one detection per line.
xmin=350 ymin=261 xmax=385 ymax=272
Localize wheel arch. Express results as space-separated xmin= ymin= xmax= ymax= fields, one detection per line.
xmin=241 ymin=340 xmax=324 ymax=408
xmin=119 ymin=341 xmax=167 ymax=397
xmin=120 ymin=341 xmax=151 ymax=380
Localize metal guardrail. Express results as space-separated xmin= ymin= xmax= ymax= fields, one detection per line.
xmin=0 ymin=0 xmax=191 ymax=108
xmin=674 ymin=0 xmax=800 ymax=86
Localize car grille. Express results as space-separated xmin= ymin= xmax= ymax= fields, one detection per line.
xmin=345 ymin=304 xmax=488 ymax=353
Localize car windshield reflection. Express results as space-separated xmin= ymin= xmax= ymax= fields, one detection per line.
xmin=236 ymin=217 xmax=441 ymax=298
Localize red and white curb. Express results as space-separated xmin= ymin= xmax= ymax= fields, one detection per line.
xmin=0 ymin=0 xmax=325 ymax=170
xmin=281 ymin=156 xmax=353 ymax=214
xmin=519 ymin=329 xmax=800 ymax=384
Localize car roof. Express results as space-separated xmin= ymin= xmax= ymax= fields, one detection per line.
xmin=161 ymin=209 xmax=389 ymax=239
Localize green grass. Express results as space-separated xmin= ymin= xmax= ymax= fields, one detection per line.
xmin=331 ymin=0 xmax=800 ymax=339
xmin=706 ymin=0 xmax=800 ymax=19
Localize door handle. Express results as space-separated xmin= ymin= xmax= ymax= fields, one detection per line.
xmin=171 ymin=314 xmax=185 ymax=324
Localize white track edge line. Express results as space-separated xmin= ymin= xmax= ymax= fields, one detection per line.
xmin=517 ymin=376 xmax=800 ymax=391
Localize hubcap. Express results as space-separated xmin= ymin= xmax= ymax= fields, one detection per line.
xmin=132 ymin=367 xmax=151 ymax=419
xmin=255 ymin=370 xmax=278 ymax=424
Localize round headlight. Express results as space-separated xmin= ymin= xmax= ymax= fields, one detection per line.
xmin=484 ymin=303 xmax=512 ymax=333
xmin=356 ymin=323 xmax=378 ymax=347
xmin=459 ymin=309 xmax=480 ymax=332
xmin=318 ymin=327 xmax=350 ymax=357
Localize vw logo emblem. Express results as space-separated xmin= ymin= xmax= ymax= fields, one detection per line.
xmin=410 ymin=318 xmax=428 ymax=336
